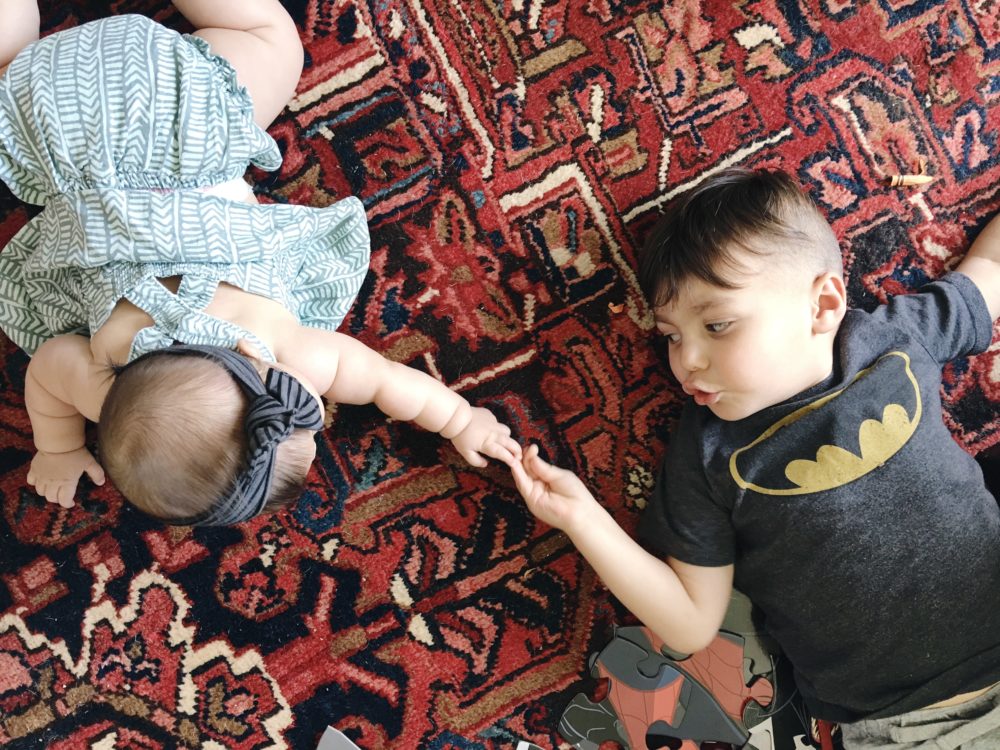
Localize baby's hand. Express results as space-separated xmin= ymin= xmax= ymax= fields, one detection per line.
xmin=27 ymin=448 xmax=105 ymax=508
xmin=509 ymin=444 xmax=597 ymax=533
xmin=449 ymin=406 xmax=522 ymax=468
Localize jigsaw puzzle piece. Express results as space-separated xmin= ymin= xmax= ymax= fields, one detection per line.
xmin=747 ymin=717 xmax=776 ymax=750
xmin=639 ymin=670 xmax=748 ymax=747
xmin=674 ymin=631 xmax=774 ymax=724
xmin=558 ymin=694 xmax=629 ymax=750
xmin=618 ymin=625 xmax=774 ymax=730
xmin=596 ymin=627 xmax=682 ymax=690
xmin=589 ymin=627 xmax=749 ymax=748
xmin=316 ymin=727 xmax=363 ymax=750
xmin=718 ymin=590 xmax=780 ymax=683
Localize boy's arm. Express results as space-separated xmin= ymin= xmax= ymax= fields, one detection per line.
xmin=279 ymin=326 xmax=521 ymax=467
xmin=510 ymin=446 xmax=733 ymax=654
xmin=25 ymin=335 xmax=110 ymax=506
xmin=956 ymin=213 xmax=1000 ymax=321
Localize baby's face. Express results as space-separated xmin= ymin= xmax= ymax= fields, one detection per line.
xmin=653 ymin=253 xmax=829 ymax=421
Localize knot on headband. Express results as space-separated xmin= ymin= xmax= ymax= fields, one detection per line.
xmin=246 ymin=392 xmax=297 ymax=448
xmin=124 ymin=344 xmax=323 ymax=526
xmin=242 ymin=366 xmax=323 ymax=477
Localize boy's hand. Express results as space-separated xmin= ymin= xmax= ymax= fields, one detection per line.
xmin=450 ymin=406 xmax=522 ymax=468
xmin=27 ymin=448 xmax=105 ymax=508
xmin=509 ymin=444 xmax=597 ymax=533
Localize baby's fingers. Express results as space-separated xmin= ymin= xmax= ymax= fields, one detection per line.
xmin=503 ymin=435 xmax=522 ymax=460
xmin=85 ymin=460 xmax=106 ymax=486
xmin=481 ymin=436 xmax=522 ymax=466
xmin=35 ymin=479 xmax=72 ymax=508
xmin=459 ymin=448 xmax=488 ymax=468
xmin=54 ymin=482 xmax=76 ymax=509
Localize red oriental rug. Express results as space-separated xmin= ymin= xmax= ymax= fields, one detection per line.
xmin=1 ymin=0 xmax=998 ymax=748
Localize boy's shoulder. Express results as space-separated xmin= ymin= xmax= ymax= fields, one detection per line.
xmin=838 ymin=272 xmax=992 ymax=367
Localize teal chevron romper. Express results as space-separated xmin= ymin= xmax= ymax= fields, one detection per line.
xmin=0 ymin=14 xmax=370 ymax=363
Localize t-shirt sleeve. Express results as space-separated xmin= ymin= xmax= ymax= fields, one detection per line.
xmin=637 ymin=404 xmax=735 ymax=567
xmin=875 ymin=272 xmax=993 ymax=364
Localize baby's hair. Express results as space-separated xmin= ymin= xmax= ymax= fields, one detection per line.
xmin=98 ymin=350 xmax=315 ymax=523
xmin=638 ymin=167 xmax=843 ymax=308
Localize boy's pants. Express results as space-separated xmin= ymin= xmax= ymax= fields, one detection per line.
xmin=840 ymin=683 xmax=1000 ymax=749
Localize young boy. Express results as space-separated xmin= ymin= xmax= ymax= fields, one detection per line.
xmin=510 ymin=168 xmax=1000 ymax=748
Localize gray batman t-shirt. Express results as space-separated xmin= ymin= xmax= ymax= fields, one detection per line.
xmin=640 ymin=272 xmax=1000 ymax=723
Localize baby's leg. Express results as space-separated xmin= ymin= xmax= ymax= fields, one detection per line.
xmin=171 ymin=0 xmax=303 ymax=130
xmin=0 ymin=0 xmax=39 ymax=68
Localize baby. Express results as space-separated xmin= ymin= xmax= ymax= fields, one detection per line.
xmin=0 ymin=0 xmax=520 ymax=525
xmin=511 ymin=168 xmax=1000 ymax=747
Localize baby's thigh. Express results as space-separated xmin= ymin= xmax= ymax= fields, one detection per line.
xmin=0 ymin=0 xmax=39 ymax=68
xmin=178 ymin=0 xmax=303 ymax=129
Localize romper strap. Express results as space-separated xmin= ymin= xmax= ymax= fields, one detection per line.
xmin=124 ymin=277 xmax=276 ymax=363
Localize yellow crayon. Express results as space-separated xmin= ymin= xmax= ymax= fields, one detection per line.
xmin=884 ymin=173 xmax=935 ymax=187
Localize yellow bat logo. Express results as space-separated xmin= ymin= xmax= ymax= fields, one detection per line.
xmin=729 ymin=351 xmax=921 ymax=495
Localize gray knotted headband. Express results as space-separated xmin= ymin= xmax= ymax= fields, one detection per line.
xmin=123 ymin=344 xmax=323 ymax=526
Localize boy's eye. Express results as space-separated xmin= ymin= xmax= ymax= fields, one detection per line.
xmin=706 ymin=321 xmax=731 ymax=334
xmin=654 ymin=324 xmax=679 ymax=342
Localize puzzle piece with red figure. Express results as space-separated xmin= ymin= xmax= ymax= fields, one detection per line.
xmin=558 ymin=625 xmax=773 ymax=749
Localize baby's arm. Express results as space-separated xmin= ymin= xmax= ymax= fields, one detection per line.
xmin=0 ymin=0 xmax=38 ymax=67
xmin=957 ymin=212 xmax=1000 ymax=321
xmin=510 ymin=445 xmax=733 ymax=654
xmin=281 ymin=327 xmax=521 ymax=467
xmin=25 ymin=335 xmax=109 ymax=507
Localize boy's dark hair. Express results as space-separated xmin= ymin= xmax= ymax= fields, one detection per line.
xmin=638 ymin=167 xmax=842 ymax=308
xmin=98 ymin=352 xmax=314 ymax=524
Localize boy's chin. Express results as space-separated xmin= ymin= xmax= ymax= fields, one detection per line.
xmin=705 ymin=397 xmax=762 ymax=422
xmin=707 ymin=404 xmax=746 ymax=421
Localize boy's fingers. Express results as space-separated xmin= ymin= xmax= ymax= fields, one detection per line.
xmin=509 ymin=460 xmax=539 ymax=501
xmin=525 ymin=450 xmax=564 ymax=481
xmin=509 ymin=459 xmax=530 ymax=489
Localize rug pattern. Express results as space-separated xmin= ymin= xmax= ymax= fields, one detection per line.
xmin=1 ymin=0 xmax=998 ymax=747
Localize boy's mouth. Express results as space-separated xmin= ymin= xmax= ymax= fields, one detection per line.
xmin=684 ymin=385 xmax=721 ymax=406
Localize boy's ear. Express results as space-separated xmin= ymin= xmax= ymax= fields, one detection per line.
xmin=812 ymin=272 xmax=847 ymax=334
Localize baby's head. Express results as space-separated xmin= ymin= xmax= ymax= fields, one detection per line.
xmin=638 ymin=168 xmax=847 ymax=420
xmin=98 ymin=345 xmax=323 ymax=525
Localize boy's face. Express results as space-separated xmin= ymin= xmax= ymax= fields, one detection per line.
xmin=653 ymin=252 xmax=831 ymax=421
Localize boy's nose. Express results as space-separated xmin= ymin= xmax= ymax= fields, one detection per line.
xmin=678 ymin=342 xmax=708 ymax=373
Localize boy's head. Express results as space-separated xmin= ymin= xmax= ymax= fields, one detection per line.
xmin=639 ymin=167 xmax=847 ymax=421
xmin=98 ymin=345 xmax=323 ymax=525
